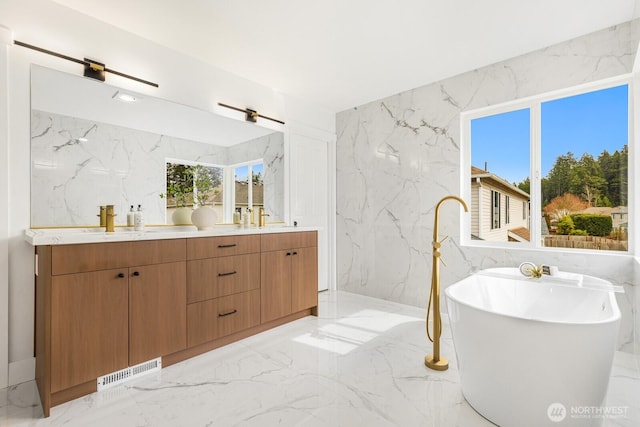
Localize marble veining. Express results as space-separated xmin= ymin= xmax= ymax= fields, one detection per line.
xmin=31 ymin=111 xmax=285 ymax=227
xmin=0 ymin=291 xmax=637 ymax=426
xmin=336 ymin=19 xmax=640 ymax=352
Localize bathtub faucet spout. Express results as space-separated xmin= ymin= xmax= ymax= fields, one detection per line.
xmin=425 ymin=195 xmax=469 ymax=371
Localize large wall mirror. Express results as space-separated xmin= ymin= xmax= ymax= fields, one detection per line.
xmin=30 ymin=65 xmax=284 ymax=227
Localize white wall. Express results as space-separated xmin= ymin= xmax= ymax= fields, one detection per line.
xmin=0 ymin=0 xmax=335 ymax=387
xmin=337 ymin=19 xmax=640 ymax=353
xmin=0 ymin=25 xmax=12 ymax=389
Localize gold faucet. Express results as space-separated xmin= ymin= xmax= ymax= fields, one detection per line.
xmin=98 ymin=205 xmax=107 ymax=227
xmin=105 ymin=205 xmax=117 ymax=232
xmin=258 ymin=207 xmax=270 ymax=228
xmin=425 ymin=195 xmax=468 ymax=371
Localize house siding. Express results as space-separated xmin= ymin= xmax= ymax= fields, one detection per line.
xmin=471 ymin=181 xmax=480 ymax=237
xmin=475 ymin=180 xmax=528 ymax=242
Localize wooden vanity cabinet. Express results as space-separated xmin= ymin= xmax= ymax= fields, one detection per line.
xmin=35 ymin=230 xmax=318 ymax=417
xmin=261 ymin=232 xmax=318 ymax=323
xmin=36 ymin=239 xmax=187 ymax=416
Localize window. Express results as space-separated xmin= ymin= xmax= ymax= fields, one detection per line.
xmin=505 ymin=195 xmax=510 ymax=224
xmin=491 ymin=191 xmax=501 ymax=229
xmin=464 ymin=80 xmax=630 ymax=252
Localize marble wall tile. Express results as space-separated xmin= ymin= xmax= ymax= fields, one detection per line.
xmin=31 ymin=111 xmax=284 ymax=226
xmin=336 ymin=19 xmax=640 ymax=350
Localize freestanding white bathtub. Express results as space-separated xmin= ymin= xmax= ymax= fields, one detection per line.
xmin=445 ymin=268 xmax=621 ymax=427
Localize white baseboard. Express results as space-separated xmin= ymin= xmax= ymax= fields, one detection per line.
xmin=8 ymin=357 xmax=34 ymax=386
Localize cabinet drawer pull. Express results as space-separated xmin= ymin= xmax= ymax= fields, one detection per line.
xmin=117 ymin=273 xmax=125 ymax=278
xmin=286 ymin=252 xmax=291 ymax=256
xmin=217 ymin=244 xmax=237 ymax=248
xmin=218 ymin=271 xmax=237 ymax=277
xmin=218 ymin=309 xmax=237 ymax=317
xmin=293 ymin=251 xmax=298 ymax=255
xmin=133 ymin=271 xmax=140 ymax=276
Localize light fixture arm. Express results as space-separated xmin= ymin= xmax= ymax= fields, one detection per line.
xmin=218 ymin=102 xmax=285 ymax=125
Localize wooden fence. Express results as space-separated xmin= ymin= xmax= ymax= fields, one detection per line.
xmin=544 ymin=235 xmax=628 ymax=251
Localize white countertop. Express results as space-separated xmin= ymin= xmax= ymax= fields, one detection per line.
xmin=24 ymin=225 xmax=319 ymax=246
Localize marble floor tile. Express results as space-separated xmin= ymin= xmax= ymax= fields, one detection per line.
xmin=0 ymin=291 xmax=637 ymax=426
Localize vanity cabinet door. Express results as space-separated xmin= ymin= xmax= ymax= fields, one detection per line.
xmin=260 ymin=249 xmax=293 ymax=323
xmin=260 ymin=232 xmax=319 ymax=323
xmin=51 ymin=269 xmax=128 ymax=393
xmin=129 ymin=261 xmax=187 ymax=366
xmin=291 ymin=246 xmax=318 ymax=313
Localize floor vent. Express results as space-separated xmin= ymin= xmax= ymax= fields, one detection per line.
xmin=97 ymin=357 xmax=162 ymax=391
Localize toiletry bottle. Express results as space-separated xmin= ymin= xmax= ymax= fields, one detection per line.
xmin=242 ymin=208 xmax=249 ymax=228
xmin=134 ymin=204 xmax=145 ymax=231
xmin=127 ymin=205 xmax=135 ymax=228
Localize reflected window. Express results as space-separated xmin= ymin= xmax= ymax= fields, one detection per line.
xmin=233 ymin=161 xmax=264 ymax=221
xmin=164 ymin=160 xmax=223 ymax=223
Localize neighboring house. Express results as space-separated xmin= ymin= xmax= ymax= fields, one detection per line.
xmin=213 ymin=181 xmax=264 ymax=212
xmin=612 ymin=206 xmax=628 ymax=229
xmin=471 ymin=166 xmax=530 ymax=242
xmin=577 ymin=206 xmax=628 ymax=230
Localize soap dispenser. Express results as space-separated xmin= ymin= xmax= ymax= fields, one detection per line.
xmin=134 ymin=204 xmax=145 ymax=231
xmin=241 ymin=208 xmax=249 ymax=228
xmin=127 ymin=205 xmax=135 ymax=228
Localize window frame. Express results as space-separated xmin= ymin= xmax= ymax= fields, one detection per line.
xmin=491 ymin=190 xmax=501 ymax=230
xmin=461 ymin=75 xmax=634 ymax=254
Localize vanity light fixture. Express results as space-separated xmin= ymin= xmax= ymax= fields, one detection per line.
xmin=13 ymin=40 xmax=159 ymax=88
xmin=84 ymin=59 xmax=105 ymax=82
xmin=218 ymin=102 xmax=285 ymax=125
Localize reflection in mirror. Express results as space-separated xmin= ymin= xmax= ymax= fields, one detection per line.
xmin=233 ymin=160 xmax=264 ymax=224
xmin=30 ymin=65 xmax=284 ymax=227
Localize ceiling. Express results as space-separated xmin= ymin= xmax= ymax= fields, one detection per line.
xmin=51 ymin=0 xmax=640 ymax=113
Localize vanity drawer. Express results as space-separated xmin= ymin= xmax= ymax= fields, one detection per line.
xmin=187 ymin=254 xmax=260 ymax=303
xmin=51 ymin=239 xmax=186 ymax=275
xmin=187 ymin=289 xmax=260 ymax=347
xmin=186 ymin=235 xmax=260 ymax=260
xmin=261 ymin=231 xmax=317 ymax=252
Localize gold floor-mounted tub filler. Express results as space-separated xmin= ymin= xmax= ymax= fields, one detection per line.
xmin=425 ymin=195 xmax=468 ymax=371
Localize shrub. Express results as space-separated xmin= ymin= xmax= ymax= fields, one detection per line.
xmin=570 ymin=214 xmax=612 ymax=237
xmin=556 ymin=215 xmax=574 ymax=235
xmin=569 ymin=229 xmax=588 ymax=236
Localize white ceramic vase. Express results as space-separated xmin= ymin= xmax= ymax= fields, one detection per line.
xmin=191 ymin=206 xmax=217 ymax=230
xmin=171 ymin=207 xmax=193 ymax=225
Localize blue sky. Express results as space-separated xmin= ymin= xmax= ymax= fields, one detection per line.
xmin=235 ymin=163 xmax=264 ymax=181
xmin=471 ymin=84 xmax=628 ymax=184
